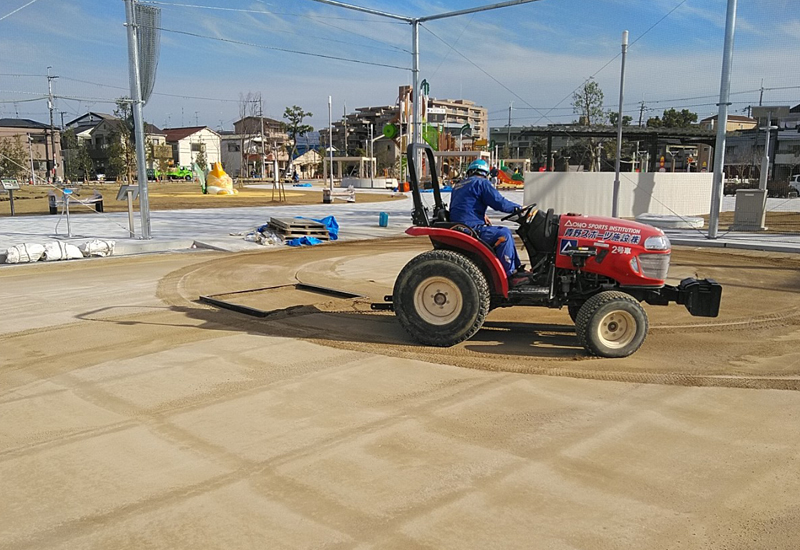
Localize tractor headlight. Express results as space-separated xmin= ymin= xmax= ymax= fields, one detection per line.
xmin=644 ymin=235 xmax=671 ymax=251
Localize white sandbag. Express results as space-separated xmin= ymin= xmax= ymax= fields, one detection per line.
xmin=43 ymin=242 xmax=84 ymax=261
xmin=5 ymin=243 xmax=45 ymax=264
xmin=79 ymin=239 xmax=115 ymax=257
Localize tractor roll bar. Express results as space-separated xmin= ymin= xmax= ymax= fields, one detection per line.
xmin=406 ymin=143 xmax=446 ymax=227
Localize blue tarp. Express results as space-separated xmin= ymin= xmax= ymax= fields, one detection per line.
xmin=421 ymin=186 xmax=452 ymax=193
xmin=286 ymin=236 xmax=323 ymax=247
xmin=295 ymin=215 xmax=339 ymax=241
xmin=293 ymin=183 xmax=312 ymax=187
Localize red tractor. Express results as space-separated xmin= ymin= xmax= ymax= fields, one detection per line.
xmin=376 ymin=145 xmax=721 ymax=358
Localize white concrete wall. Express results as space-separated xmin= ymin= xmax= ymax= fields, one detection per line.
xmin=522 ymin=172 xmax=714 ymax=217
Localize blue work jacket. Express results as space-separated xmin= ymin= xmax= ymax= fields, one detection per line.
xmin=449 ymin=175 xmax=520 ymax=228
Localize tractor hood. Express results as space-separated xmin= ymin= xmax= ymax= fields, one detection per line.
xmin=555 ymin=214 xmax=671 ymax=287
xmin=559 ymin=215 xmax=666 ymax=245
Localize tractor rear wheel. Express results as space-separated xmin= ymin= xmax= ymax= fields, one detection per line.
xmin=575 ymin=291 xmax=648 ymax=358
xmin=393 ymin=249 xmax=489 ymax=347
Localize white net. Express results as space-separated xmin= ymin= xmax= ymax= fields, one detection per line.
xmin=135 ymin=3 xmax=161 ymax=105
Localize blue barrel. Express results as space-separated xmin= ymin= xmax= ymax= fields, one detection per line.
xmin=379 ymin=212 xmax=389 ymax=227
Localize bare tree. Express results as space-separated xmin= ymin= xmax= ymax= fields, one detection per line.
xmin=238 ymin=92 xmax=262 ymax=177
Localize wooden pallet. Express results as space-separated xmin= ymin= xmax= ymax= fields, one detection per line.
xmin=268 ymin=217 xmax=330 ymax=240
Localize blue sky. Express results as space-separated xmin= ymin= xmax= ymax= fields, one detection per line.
xmin=1 ymin=0 xmax=798 ymax=132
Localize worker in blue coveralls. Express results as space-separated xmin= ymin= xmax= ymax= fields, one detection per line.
xmin=449 ymin=159 xmax=530 ymax=286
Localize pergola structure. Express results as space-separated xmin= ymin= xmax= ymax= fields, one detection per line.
xmin=322 ymin=156 xmax=377 ymax=181
xmin=433 ymin=150 xmax=490 ymax=178
xmin=517 ymin=125 xmax=717 ymax=172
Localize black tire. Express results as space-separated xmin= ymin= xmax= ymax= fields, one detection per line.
xmin=575 ymin=291 xmax=648 ymax=358
xmin=393 ymin=249 xmax=489 ymax=347
xmin=185 ymin=175 xmax=192 ymax=181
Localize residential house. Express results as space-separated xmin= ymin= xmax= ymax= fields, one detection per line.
xmin=228 ymin=117 xmax=289 ymax=178
xmin=65 ymin=112 xmax=167 ymax=180
xmin=220 ymin=132 xmax=289 ymax=178
xmin=162 ymin=126 xmax=221 ymax=170
xmin=705 ymin=107 xmax=800 ymax=183
xmin=0 ymin=118 xmax=62 ymax=182
xmin=697 ymin=114 xmax=758 ymax=175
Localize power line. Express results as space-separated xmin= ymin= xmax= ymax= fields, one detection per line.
xmin=520 ymin=0 xmax=691 ymax=128
xmin=145 ymin=0 xmax=409 ymax=54
xmin=143 ymin=0 xmax=407 ymax=23
xmin=148 ymin=25 xmax=410 ymax=71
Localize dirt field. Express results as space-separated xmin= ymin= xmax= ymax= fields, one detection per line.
xmin=700 ymin=210 xmax=800 ymax=233
xmin=2 ymin=242 xmax=800 ymax=548
xmin=171 ymin=238 xmax=800 ymax=389
xmin=0 ymin=182 xmax=402 ymax=216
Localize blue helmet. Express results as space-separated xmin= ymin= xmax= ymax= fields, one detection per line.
xmin=466 ymin=159 xmax=490 ymax=177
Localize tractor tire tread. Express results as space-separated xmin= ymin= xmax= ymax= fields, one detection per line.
xmin=575 ymin=290 xmax=649 ymax=358
xmin=393 ymin=249 xmax=489 ymax=347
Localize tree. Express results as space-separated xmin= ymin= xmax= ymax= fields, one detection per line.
xmin=572 ymin=78 xmax=606 ymax=171
xmin=108 ymin=98 xmax=136 ymax=182
xmin=194 ymin=149 xmax=208 ymax=172
xmin=573 ymin=78 xmax=605 ymax=126
xmin=647 ymin=108 xmax=698 ymax=128
xmin=0 ymin=135 xmax=27 ymax=179
xmin=238 ymin=91 xmax=262 ymax=177
xmin=608 ymin=112 xmax=632 ymax=126
xmin=282 ymin=105 xmax=313 ymax=161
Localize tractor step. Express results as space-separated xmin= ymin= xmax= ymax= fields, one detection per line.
xmin=508 ymin=285 xmax=550 ymax=297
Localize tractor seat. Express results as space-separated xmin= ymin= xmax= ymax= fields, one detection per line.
xmin=431 ymin=221 xmax=496 ymax=252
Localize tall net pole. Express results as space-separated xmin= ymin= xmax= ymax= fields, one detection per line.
xmin=124 ymin=0 xmax=151 ymax=239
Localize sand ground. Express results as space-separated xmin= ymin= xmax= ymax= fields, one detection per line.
xmin=1 ymin=240 xmax=799 ymax=549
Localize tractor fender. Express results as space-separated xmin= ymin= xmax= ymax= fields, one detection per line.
xmin=406 ymin=226 xmax=509 ymax=297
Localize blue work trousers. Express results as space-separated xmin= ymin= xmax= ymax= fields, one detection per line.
xmin=475 ymin=225 xmax=521 ymax=276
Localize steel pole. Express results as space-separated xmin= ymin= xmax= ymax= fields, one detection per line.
xmin=328 ymin=95 xmax=334 ymax=193
xmin=612 ymin=30 xmax=628 ymax=219
xmin=708 ymin=0 xmax=738 ymax=239
xmin=124 ymin=0 xmax=151 ymax=239
xmin=758 ymin=111 xmax=774 ymax=191
xmin=412 ymin=19 xmax=421 ymax=175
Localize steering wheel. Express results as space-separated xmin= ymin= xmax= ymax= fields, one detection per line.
xmin=501 ymin=203 xmax=537 ymax=222
xmin=543 ymin=208 xmax=555 ymax=238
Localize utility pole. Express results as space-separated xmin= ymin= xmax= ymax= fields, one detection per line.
xmin=259 ymin=97 xmax=266 ymax=180
xmin=507 ymin=101 xmax=512 ymax=155
xmin=612 ymin=30 xmax=628 ymax=219
xmin=638 ymin=101 xmax=645 ymax=127
xmin=758 ymin=79 xmax=764 ymax=107
xmin=369 ymin=122 xmax=374 ymax=186
xmin=27 ymin=134 xmax=35 ymax=184
xmin=46 ymin=67 xmax=58 ymax=182
xmin=343 ymin=102 xmax=347 ymax=156
xmin=59 ymin=111 xmax=66 ymax=131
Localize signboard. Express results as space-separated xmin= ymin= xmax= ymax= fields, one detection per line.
xmin=426 ymin=107 xmax=446 ymax=115
xmin=474 ymin=139 xmax=488 ymax=147
xmin=1 ymin=178 xmax=20 ymax=190
xmin=116 ymin=184 xmax=140 ymax=201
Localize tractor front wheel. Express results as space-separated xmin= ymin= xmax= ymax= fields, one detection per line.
xmin=575 ymin=291 xmax=648 ymax=358
xmin=393 ymin=250 xmax=489 ymax=347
